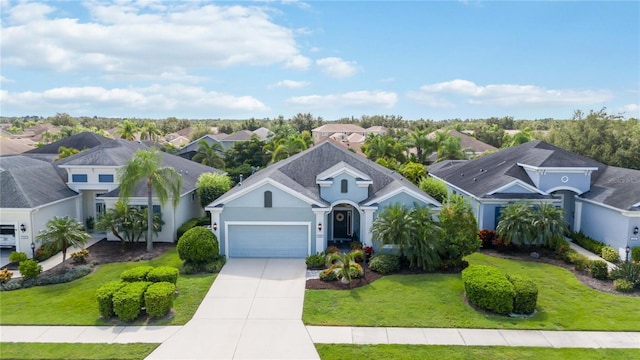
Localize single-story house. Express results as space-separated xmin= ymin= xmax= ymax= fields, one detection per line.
xmin=0 ymin=137 xmax=223 ymax=258
xmin=312 ymin=124 xmax=366 ymax=144
xmin=429 ymin=140 xmax=640 ymax=258
xmin=205 ymin=140 xmax=440 ymax=258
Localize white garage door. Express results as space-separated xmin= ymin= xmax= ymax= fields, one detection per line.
xmin=227 ymin=223 xmax=309 ymax=258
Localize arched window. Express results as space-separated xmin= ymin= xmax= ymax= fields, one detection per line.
xmin=341 ymin=179 xmax=348 ymax=193
xmin=264 ymin=191 xmax=272 ymax=208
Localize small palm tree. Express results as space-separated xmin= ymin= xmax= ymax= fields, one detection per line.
xmin=403 ymin=129 xmax=435 ymax=164
xmin=329 ymin=252 xmax=354 ymax=284
xmin=116 ymin=120 xmax=140 ymax=140
xmin=533 ymin=202 xmax=568 ymax=247
xmin=139 ymin=121 xmax=163 ymax=142
xmin=192 ymin=140 xmax=225 ymax=168
xmin=118 ymin=148 xmax=182 ymax=252
xmin=371 ymin=204 xmax=418 ymax=259
xmin=271 ymin=134 xmax=308 ymax=162
xmin=496 ymin=202 xmax=537 ymax=246
xmin=36 ymin=216 xmax=91 ymax=269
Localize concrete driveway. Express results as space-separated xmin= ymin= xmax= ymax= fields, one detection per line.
xmin=146 ymin=258 xmax=319 ymax=360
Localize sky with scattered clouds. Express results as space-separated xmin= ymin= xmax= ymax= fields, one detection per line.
xmin=1 ymin=0 xmax=638 ymax=120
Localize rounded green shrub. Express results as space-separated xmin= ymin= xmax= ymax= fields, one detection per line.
xmin=507 ymin=275 xmax=538 ymax=315
xmin=632 ymin=247 xmax=640 ymax=262
xmin=369 ymin=254 xmax=400 ymax=275
xmin=348 ymin=263 xmax=363 ymax=279
xmin=204 ymin=256 xmax=226 ymax=273
xmin=112 ymin=281 xmax=151 ymax=322
xmin=144 ymin=282 xmax=176 ymax=318
xmin=601 ymin=246 xmax=619 ymax=263
xmin=9 ymin=251 xmax=27 ymax=264
xmin=18 ymin=260 xmax=42 ymax=280
xmin=177 ymin=227 xmax=218 ymax=264
xmin=120 ymin=266 xmax=154 ymax=282
xmin=567 ymin=252 xmax=589 ymax=271
xmin=96 ymin=281 xmax=125 ymax=318
xmin=462 ymin=265 xmax=514 ymax=315
xmin=305 ymin=253 xmax=325 ymax=269
xmin=613 ymin=279 xmax=635 ymax=293
xmin=147 ymin=266 xmax=179 ymax=285
xmin=588 ymin=260 xmax=609 ymax=280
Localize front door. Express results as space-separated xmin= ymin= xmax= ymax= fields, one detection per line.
xmin=333 ymin=210 xmax=350 ymax=240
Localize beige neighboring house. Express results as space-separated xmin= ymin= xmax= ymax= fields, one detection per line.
xmin=0 ymin=138 xmax=36 ymax=155
xmin=312 ymin=124 xmax=366 ymax=143
xmin=427 ymin=129 xmax=497 ymax=161
xmin=167 ymin=135 xmax=190 ymax=147
xmin=365 ymin=126 xmax=387 ymax=135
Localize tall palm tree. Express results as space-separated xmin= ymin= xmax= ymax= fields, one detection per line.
xmin=116 ymin=120 xmax=140 ymax=140
xmin=118 ymin=148 xmax=182 ymax=252
xmin=192 ymin=140 xmax=225 ymax=168
xmin=533 ymin=202 xmax=568 ymax=247
xmin=139 ymin=121 xmax=162 ymax=142
xmin=271 ymin=134 xmax=308 ymax=162
xmin=36 ymin=216 xmax=91 ymax=269
xmin=436 ymin=135 xmax=466 ymax=161
xmin=403 ymin=129 xmax=435 ymax=164
xmin=496 ymin=202 xmax=537 ymax=246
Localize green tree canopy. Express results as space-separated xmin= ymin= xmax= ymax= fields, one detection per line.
xmin=192 ymin=140 xmax=225 ymax=169
xmin=439 ymin=194 xmax=480 ymax=264
xmin=196 ymin=173 xmax=232 ymax=207
xmin=419 ymin=176 xmax=448 ymax=203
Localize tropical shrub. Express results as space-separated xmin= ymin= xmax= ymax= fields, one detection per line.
xmin=8 ymin=251 xmax=27 ymax=264
xmin=613 ymin=279 xmax=635 ymax=293
xmin=600 ymin=246 xmax=619 ymax=263
xmin=36 ymin=216 xmax=91 ymax=268
xmin=319 ymin=265 xmax=338 ymax=281
xmin=555 ymin=239 xmax=572 ymax=261
xmin=34 ymin=246 xmax=53 ymax=262
xmin=418 ymin=176 xmax=448 ymax=203
xmin=348 ymin=263 xmax=364 ymax=279
xmin=329 ymin=252 xmax=355 ymax=283
xmin=0 ymin=268 xmax=13 ymax=284
xmin=71 ymin=249 xmax=90 ymax=264
xmin=632 ymin=247 xmax=640 ymax=262
xmin=610 ymin=261 xmax=640 ymax=287
xmin=177 ymin=227 xmax=219 ymax=264
xmin=18 ymin=260 xmax=42 ymax=281
xmin=112 ymin=281 xmax=151 ymax=322
xmin=350 ymin=250 xmax=365 ymax=263
xmin=567 ymin=252 xmax=590 ymax=271
xmin=325 ymin=245 xmax=339 ymax=254
xmin=462 ymin=265 xmax=514 ymax=315
xmin=570 ymin=231 xmax=605 ymax=255
xmin=589 ymin=260 xmax=609 ymax=280
xmin=478 ymin=230 xmax=496 ymax=249
xmin=120 ymin=266 xmax=154 ymax=282
xmin=350 ymin=241 xmax=363 ymax=250
xmin=496 ymin=202 xmax=536 ymax=246
xmin=305 ymin=253 xmax=325 ymax=269
xmin=96 ymin=281 xmax=126 ymax=318
xmin=144 ymin=282 xmax=176 ymax=318
xmin=196 ymin=173 xmax=232 ymax=208
xmin=507 ymin=275 xmax=538 ymax=315
xmin=439 ymin=195 xmax=480 ymax=264
xmin=369 ymin=254 xmax=400 ymax=275
xmin=147 ymin=266 xmax=179 ymax=285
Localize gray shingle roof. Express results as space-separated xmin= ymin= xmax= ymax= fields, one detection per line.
xmin=214 ymin=140 xmax=435 ymax=206
xmin=25 ymin=132 xmax=112 ymax=155
xmin=429 ymin=140 xmax=639 ymax=211
xmin=0 ymin=156 xmax=78 ymax=208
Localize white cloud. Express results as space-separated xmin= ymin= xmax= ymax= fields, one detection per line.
xmin=618 ymin=103 xmax=640 ymax=118
xmin=287 ymin=90 xmax=397 ymax=109
xmin=411 ymin=79 xmax=613 ymax=107
xmin=269 ymin=80 xmax=310 ymax=89
xmin=316 ymin=57 xmax=359 ymax=78
xmin=0 ymin=76 xmax=14 ymax=83
xmin=1 ymin=2 xmax=308 ymax=77
xmin=1 ymin=85 xmax=269 ymax=115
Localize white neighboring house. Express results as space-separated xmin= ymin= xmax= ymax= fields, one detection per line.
xmin=0 ymin=138 xmax=223 ymax=258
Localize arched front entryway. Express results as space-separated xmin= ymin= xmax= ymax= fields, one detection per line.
xmin=328 ymin=203 xmax=360 ymax=243
xmin=549 ymin=187 xmax=582 ymax=231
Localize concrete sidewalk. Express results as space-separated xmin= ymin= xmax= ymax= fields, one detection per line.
xmin=0 ymin=325 xmax=181 ymax=343
xmin=9 ymin=235 xmax=103 ymax=279
xmin=566 ymin=237 xmax=617 ymax=270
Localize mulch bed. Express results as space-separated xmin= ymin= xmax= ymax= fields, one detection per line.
xmin=306 ymin=264 xmax=383 ymax=290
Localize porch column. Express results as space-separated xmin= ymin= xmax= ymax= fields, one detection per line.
xmin=361 ymin=206 xmax=378 ymax=247
xmin=573 ymin=200 xmax=582 ymax=232
xmin=313 ymin=208 xmax=330 ymax=253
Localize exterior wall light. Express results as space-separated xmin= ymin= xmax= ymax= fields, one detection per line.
xmin=633 ymin=226 xmax=639 ymax=235
xmin=20 ymin=224 xmax=26 ymax=233
xmin=213 ymin=223 xmax=218 ymax=231
xmin=318 ymin=223 xmax=322 ymax=231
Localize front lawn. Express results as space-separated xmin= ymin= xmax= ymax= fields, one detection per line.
xmin=303 ymin=252 xmax=640 ymax=330
xmin=316 ymin=344 xmax=640 ymax=360
xmin=0 ymin=248 xmax=216 ymax=325
xmin=0 ymin=343 xmax=158 ymax=359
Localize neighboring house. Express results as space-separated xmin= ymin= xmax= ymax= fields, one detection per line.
xmin=218 ymin=130 xmax=255 ymax=149
xmin=0 ymin=138 xmax=36 ymax=155
xmin=252 ymin=127 xmax=273 ymax=140
xmin=427 ymin=129 xmax=497 ymax=162
xmin=55 ymin=139 xmax=224 ymax=244
xmin=365 ymin=126 xmax=388 ymax=136
xmin=206 ymin=140 xmax=440 ymax=258
xmin=177 ymin=128 xmax=269 ymax=160
xmin=0 ymin=156 xmax=81 ymax=254
xmin=0 ymin=136 xmax=224 ymax=258
xmin=429 ymin=140 xmax=640 ymax=258
xmin=177 ymin=134 xmax=226 ymax=160
xmin=24 ymin=132 xmax=113 ymax=162
xmin=312 ymin=124 xmax=366 ymax=144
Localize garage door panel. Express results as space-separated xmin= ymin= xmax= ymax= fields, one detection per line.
xmin=228 ymin=224 xmax=308 ymax=258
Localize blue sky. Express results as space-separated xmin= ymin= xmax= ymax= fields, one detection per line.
xmin=1 ymin=0 xmax=638 ymax=120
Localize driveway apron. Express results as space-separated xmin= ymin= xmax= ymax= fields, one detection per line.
xmin=146 ymin=258 xmax=319 ymax=360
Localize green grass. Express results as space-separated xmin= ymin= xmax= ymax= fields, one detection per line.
xmin=316 ymin=344 xmax=640 ymax=360
xmin=303 ymin=252 xmax=640 ymax=330
xmin=0 ymin=248 xmax=216 ymax=325
xmin=0 ymin=343 xmax=159 ymax=359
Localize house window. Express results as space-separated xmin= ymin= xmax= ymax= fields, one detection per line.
xmin=98 ymin=174 xmax=114 ymax=183
xmin=264 ymin=191 xmax=272 ymax=208
xmin=341 ymin=179 xmax=348 ymax=193
xmin=139 ymin=205 xmax=162 ymax=214
xmin=72 ymin=174 xmax=88 ymax=183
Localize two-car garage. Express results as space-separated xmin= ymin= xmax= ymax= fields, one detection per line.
xmin=225 ymin=222 xmax=310 ymax=258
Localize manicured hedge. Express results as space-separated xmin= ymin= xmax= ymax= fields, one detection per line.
xmin=570 ymin=231 xmax=606 ymax=256
xmin=507 ymin=275 xmax=538 ymax=315
xmin=369 ymin=254 xmax=400 ymax=275
xmin=147 ymin=266 xmax=179 ymax=285
xmin=112 ymin=281 xmax=151 ymax=322
xmin=601 ymin=246 xmax=619 ymax=263
xmin=96 ymin=281 xmax=126 ymax=318
xmin=144 ymin=282 xmax=176 ymax=318
xmin=631 ymin=247 xmax=640 ymax=262
xmin=120 ymin=266 xmax=154 ymax=282
xmin=462 ymin=265 xmax=514 ymax=315
xmin=589 ymin=260 xmax=609 ymax=280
